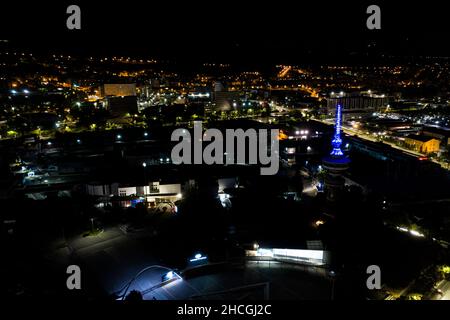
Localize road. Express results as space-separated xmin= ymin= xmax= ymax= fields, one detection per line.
xmin=441 ymin=281 xmax=450 ymax=300
xmin=64 ymin=226 xmax=161 ymax=295
xmin=143 ymin=261 xmax=332 ymax=300
xmin=432 ymin=280 xmax=450 ymax=300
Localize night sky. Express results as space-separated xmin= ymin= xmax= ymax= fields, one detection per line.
xmin=1 ymin=0 xmax=449 ymax=65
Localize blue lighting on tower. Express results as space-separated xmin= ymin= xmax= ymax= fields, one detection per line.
xmin=330 ymin=104 xmax=344 ymax=157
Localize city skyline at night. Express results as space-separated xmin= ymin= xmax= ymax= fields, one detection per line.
xmin=1 ymin=1 xmax=450 ymax=312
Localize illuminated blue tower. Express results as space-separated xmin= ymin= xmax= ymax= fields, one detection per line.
xmin=322 ymin=104 xmax=350 ymax=201
xmin=330 ymin=104 xmax=344 ymax=157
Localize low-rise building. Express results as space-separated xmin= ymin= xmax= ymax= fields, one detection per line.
xmin=86 ymin=181 xmax=182 ymax=208
xmin=421 ymin=126 xmax=450 ymax=146
xmin=404 ymin=134 xmax=440 ymax=154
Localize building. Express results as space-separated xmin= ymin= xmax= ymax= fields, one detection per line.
xmin=86 ymin=181 xmax=182 ymax=208
xmin=421 ymin=126 xmax=450 ymax=146
xmin=327 ymin=91 xmax=388 ymax=119
xmin=98 ymin=83 xmax=138 ymax=116
xmin=105 ymin=96 xmax=138 ymax=116
xmin=404 ymin=135 xmax=440 ymax=154
xmin=348 ymin=136 xmax=441 ymax=182
xmin=99 ymin=83 xmax=136 ymax=97
xmin=246 ymin=247 xmax=330 ymax=266
xmin=187 ymin=91 xmax=211 ymax=104
xmin=212 ymin=81 xmax=239 ymax=111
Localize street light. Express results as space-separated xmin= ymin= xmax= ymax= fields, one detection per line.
xmin=162 ymin=271 xmax=175 ymax=282
xmin=142 ymin=162 xmax=148 ymax=190
xmin=329 ymin=270 xmax=336 ymax=301
xmin=189 ymin=252 xmax=208 ymax=264
xmin=113 ymin=265 xmax=181 ymax=300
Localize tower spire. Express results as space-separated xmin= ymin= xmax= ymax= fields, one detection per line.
xmin=330 ymin=104 xmax=344 ymax=157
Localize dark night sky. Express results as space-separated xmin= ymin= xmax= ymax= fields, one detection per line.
xmin=1 ymin=0 xmax=449 ymax=65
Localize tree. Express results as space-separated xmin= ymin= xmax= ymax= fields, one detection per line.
xmin=125 ymin=290 xmax=143 ymax=301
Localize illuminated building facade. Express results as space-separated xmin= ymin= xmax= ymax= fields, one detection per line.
xmin=212 ymin=81 xmax=239 ymax=111
xmin=404 ymin=135 xmax=441 ymax=154
xmin=327 ymin=91 xmax=389 ymax=119
xmin=100 ymin=83 xmax=137 ymax=97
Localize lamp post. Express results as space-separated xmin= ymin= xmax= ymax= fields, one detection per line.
xmin=142 ymin=161 xmax=147 ymax=184
xmin=142 ymin=162 xmax=148 ymax=206
xmin=329 ymin=270 xmax=336 ymax=301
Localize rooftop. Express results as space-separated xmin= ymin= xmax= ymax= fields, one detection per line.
xmin=422 ymin=126 xmax=450 ymax=137
xmin=406 ymin=134 xmax=438 ymax=142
